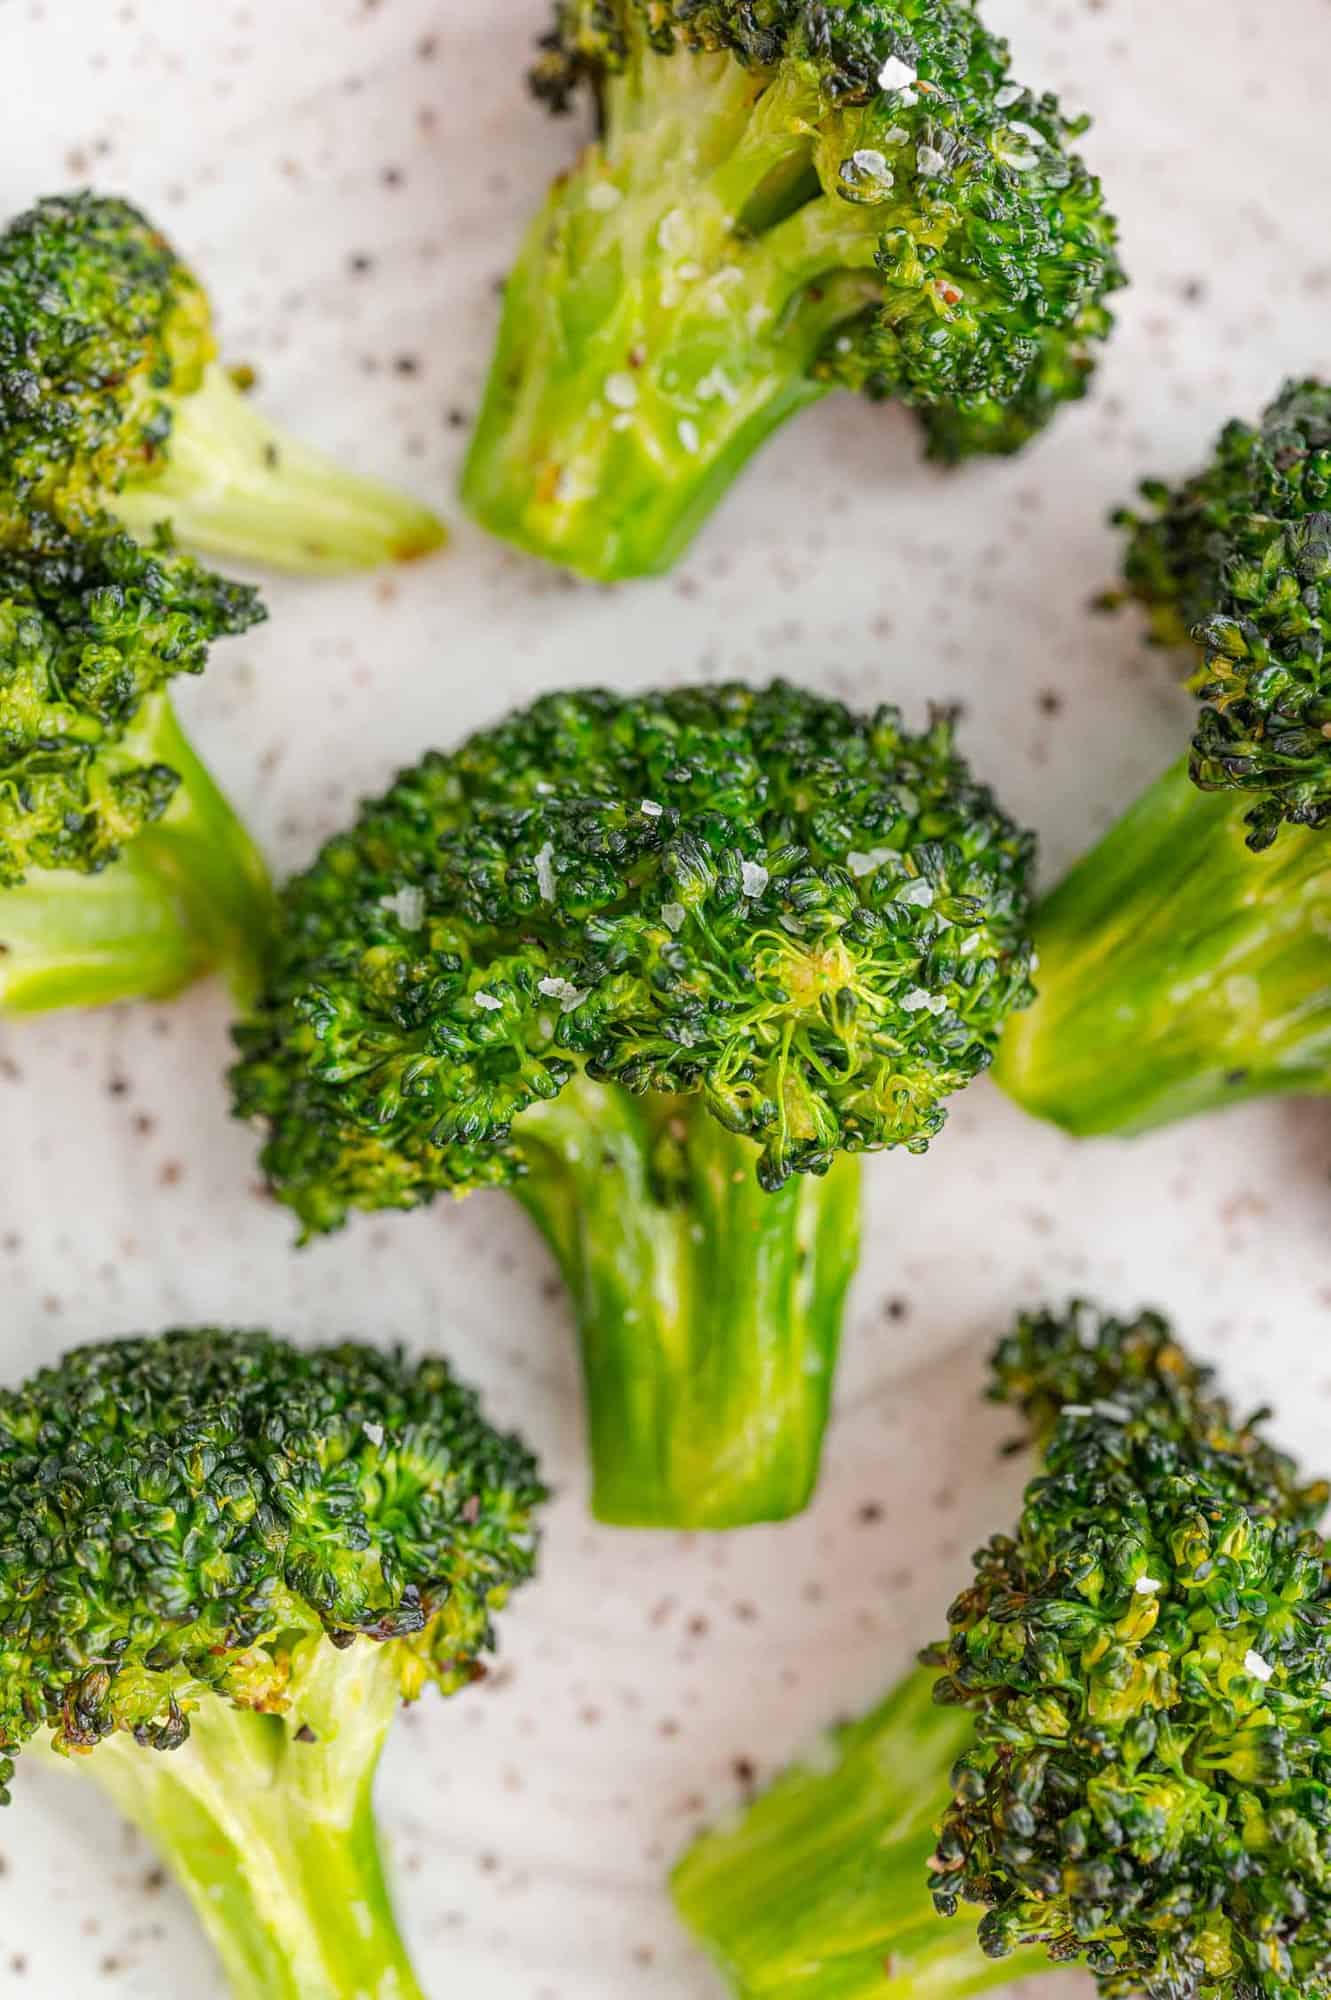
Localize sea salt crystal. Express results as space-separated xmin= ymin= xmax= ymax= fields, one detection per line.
xmin=662 ymin=903 xmax=686 ymax=932
xmin=917 ymin=144 xmax=946 ymax=177
xmin=538 ymin=976 xmax=589 ymax=1013
xmin=474 ymin=991 xmax=502 ymax=1012
xmin=641 ymin=799 xmax=663 ymax=817
xmin=604 ymin=371 xmax=639 ymax=410
xmin=877 ymin=54 xmax=917 ymax=92
xmin=1134 ymin=1576 xmax=1162 ymax=1596
xmin=535 ymin=841 xmax=556 ymax=902
xmin=380 ymin=885 xmax=425 ymax=931
xmin=1245 ymin=1649 xmax=1274 ymax=1684
xmin=741 ymin=861 xmax=769 ymax=898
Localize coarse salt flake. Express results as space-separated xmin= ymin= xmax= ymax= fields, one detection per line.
xmin=535 ymin=840 xmax=556 ymax=902
xmin=363 ymin=1421 xmax=385 ymax=1448
xmin=604 ymin=371 xmax=638 ymax=410
xmin=917 ymin=144 xmax=946 ymax=177
xmin=741 ymin=861 xmax=769 ymax=898
xmin=641 ymin=799 xmax=663 ymax=817
xmin=1245 ymin=1648 xmax=1274 ymax=1684
xmin=896 ymin=879 xmax=934 ymax=908
xmin=1134 ymin=1576 xmax=1163 ymax=1596
xmin=474 ymin=991 xmax=502 ymax=1012
xmin=538 ymin=976 xmax=589 ymax=1013
xmin=848 ymin=848 xmax=893 ymax=878
xmin=877 ymin=54 xmax=917 ymax=92
xmin=662 ymin=903 xmax=686 ymax=932
xmin=379 ymin=885 xmax=425 ymax=931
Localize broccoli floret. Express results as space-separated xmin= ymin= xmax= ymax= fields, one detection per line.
xmin=0 ymin=531 xmax=274 ymax=1012
xmin=232 ymin=680 xmax=1035 ymax=1527
xmin=993 ymin=390 xmax=1331 ymax=1136
xmin=674 ymin=1303 xmax=1331 ymax=2000
xmin=1118 ymin=379 xmax=1331 ymax=852
xmin=6 ymin=1326 xmax=544 ymax=2000
xmin=0 ymin=192 xmax=446 ymax=572
xmin=460 ymin=1 xmax=1123 ymax=580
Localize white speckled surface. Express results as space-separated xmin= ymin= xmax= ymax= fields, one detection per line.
xmin=2 ymin=1 xmax=1331 ymax=1993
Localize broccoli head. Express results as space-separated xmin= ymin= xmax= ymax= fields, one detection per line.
xmin=233 ymin=679 xmax=1035 ymax=1527
xmin=1118 ymin=380 xmax=1331 ymax=851
xmin=0 ymin=192 xmax=446 ymax=572
xmin=674 ymin=1303 xmax=1331 ymax=2000
xmin=934 ymin=1305 xmax=1331 ymax=1997
xmin=461 ymin=0 xmax=1123 ymax=579
xmin=0 ymin=531 xmax=273 ymax=1012
xmin=994 ymin=390 xmax=1331 ymax=1138
xmin=6 ymin=1326 xmax=544 ymax=2000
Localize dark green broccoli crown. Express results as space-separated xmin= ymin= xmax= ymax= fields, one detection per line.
xmin=0 ymin=531 xmax=262 ymax=883
xmin=0 ymin=1328 xmax=544 ymax=1792
xmin=0 ymin=191 xmax=213 ymax=545
xmin=232 ymin=680 xmax=1035 ymax=1234
xmin=1119 ymin=380 xmax=1331 ymax=851
xmin=534 ymin=0 xmax=1122 ymax=454
xmin=930 ymin=1303 xmax=1331 ymax=2000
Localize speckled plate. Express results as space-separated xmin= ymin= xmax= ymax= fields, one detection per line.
xmin=3 ymin=2 xmax=1331 ymax=1994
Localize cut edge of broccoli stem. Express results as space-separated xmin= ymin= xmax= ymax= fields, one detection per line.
xmin=111 ymin=361 xmax=447 ymax=575
xmin=34 ymin=1637 xmax=425 ymax=2000
xmin=512 ymin=1073 xmax=863 ymax=1529
xmin=992 ymin=756 xmax=1331 ymax=1136
xmin=672 ymin=1662 xmax=1051 ymax=1999
xmin=0 ymin=693 xmax=274 ymax=1014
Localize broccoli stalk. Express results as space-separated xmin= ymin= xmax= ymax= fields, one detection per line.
xmin=516 ymin=1076 xmax=861 ymax=1526
xmin=675 ymin=1305 xmax=1331 ymax=1999
xmin=111 ymin=360 xmax=447 ymax=576
xmin=61 ymin=1640 xmax=426 ymax=2000
xmin=991 ymin=760 xmax=1331 ymax=1136
xmin=461 ymin=2 xmax=1121 ymax=580
xmin=0 ymin=193 xmax=446 ymax=573
xmin=993 ymin=383 xmax=1331 ymax=1136
xmin=3 ymin=1329 xmax=545 ymax=2000
xmin=0 ymin=692 xmax=274 ymax=1011
xmin=231 ymin=682 xmax=1035 ymax=1529
xmin=674 ymin=1667 xmax=1048 ymax=2000
xmin=0 ymin=533 xmax=273 ymax=1014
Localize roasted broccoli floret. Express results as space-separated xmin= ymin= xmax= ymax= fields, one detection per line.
xmin=0 ymin=192 xmax=446 ymax=572
xmin=7 ymin=1327 xmax=544 ymax=2000
xmin=232 ymin=680 xmax=1035 ymax=1528
xmin=674 ymin=1303 xmax=1331 ymax=2000
xmin=460 ymin=1 xmax=1123 ymax=580
xmin=1119 ymin=379 xmax=1331 ymax=851
xmin=0 ymin=531 xmax=273 ymax=1012
xmin=993 ymin=388 xmax=1331 ymax=1136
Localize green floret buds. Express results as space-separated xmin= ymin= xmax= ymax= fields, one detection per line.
xmin=0 ymin=192 xmax=446 ymax=572
xmin=934 ymin=1305 xmax=1331 ymax=1998
xmin=4 ymin=1327 xmax=545 ymax=2000
xmin=0 ymin=532 xmax=273 ymax=1012
xmin=993 ymin=388 xmax=1331 ymax=1139
xmin=233 ymin=679 xmax=1035 ymax=1526
xmin=462 ymin=0 xmax=1123 ymax=579
xmin=674 ymin=1304 xmax=1331 ymax=2000
xmin=1118 ymin=379 xmax=1331 ymax=850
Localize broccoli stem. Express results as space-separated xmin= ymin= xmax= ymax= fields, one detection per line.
xmin=673 ymin=1665 xmax=1050 ymax=1998
xmin=513 ymin=1075 xmax=862 ymax=1529
xmin=992 ymin=757 xmax=1331 ymax=1135
xmin=0 ymin=694 xmax=273 ymax=1012
xmin=56 ymin=1642 xmax=425 ymax=2000
xmin=461 ymin=46 xmax=880 ymax=580
xmin=112 ymin=361 xmax=446 ymax=574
